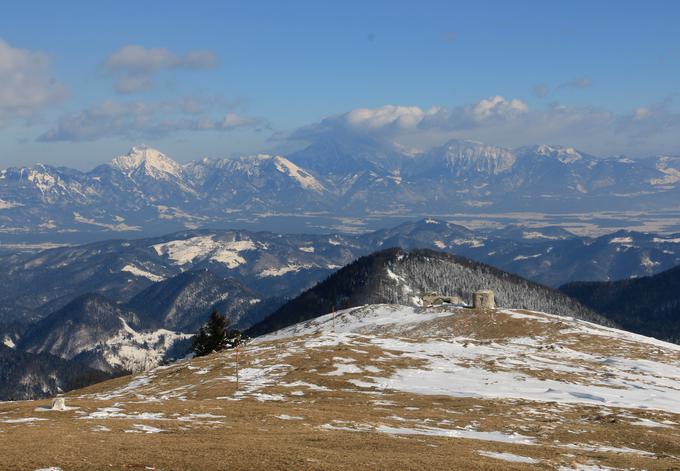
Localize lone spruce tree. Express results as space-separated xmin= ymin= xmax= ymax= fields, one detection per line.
xmin=192 ymin=310 xmax=242 ymax=357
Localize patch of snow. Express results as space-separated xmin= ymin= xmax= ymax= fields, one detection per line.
xmin=177 ymin=413 xmax=224 ymax=423
xmin=433 ymin=240 xmax=447 ymax=249
xmin=513 ymin=253 xmax=542 ymax=261
xmin=522 ymin=231 xmax=562 ymax=240
xmin=653 ymin=237 xmax=680 ymax=243
xmin=92 ymin=376 xmax=152 ymax=400
xmin=631 ymin=418 xmax=672 ymax=428
xmin=609 ymin=236 xmax=633 ymax=244
xmin=281 ymin=381 xmax=330 ymax=392
xmin=640 ymin=254 xmax=659 ymax=270
xmin=477 ymin=451 xmax=540 ymax=463
xmin=252 ymin=393 xmax=286 ymax=402
xmin=371 ymin=400 xmax=397 ymax=406
xmin=560 ymin=443 xmax=654 ymax=456
xmin=152 ymin=235 xmax=256 ymax=268
xmin=322 ymin=363 xmax=363 ymax=376
xmin=275 ymin=414 xmax=304 ymax=420
xmin=385 ymin=268 xmax=413 ymax=295
xmin=649 ymin=156 xmax=680 ymax=186
xmin=451 ymin=238 xmax=485 ymax=248
xmin=273 ymin=156 xmax=326 ymax=192
xmin=121 ymin=264 xmax=165 ymax=282
xmin=258 ymin=263 xmax=314 ymax=278
xmin=376 ymin=425 xmax=536 ymax=444
xmin=80 ymin=407 xmax=166 ymax=421
xmin=95 ymin=318 xmax=190 ymax=372
xmin=124 ymin=424 xmax=165 ymax=434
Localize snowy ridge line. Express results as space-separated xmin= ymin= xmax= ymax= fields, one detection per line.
xmin=256 ymin=304 xmax=455 ymax=341
xmin=252 ymin=304 xmax=680 ymax=413
xmin=259 ymin=303 xmax=680 ymax=353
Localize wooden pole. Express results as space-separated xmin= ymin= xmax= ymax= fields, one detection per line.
xmin=235 ymin=343 xmax=240 ymax=390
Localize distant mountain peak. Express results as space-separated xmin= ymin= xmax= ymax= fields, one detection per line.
xmin=531 ymin=144 xmax=583 ymax=163
xmin=110 ymin=146 xmax=183 ymax=178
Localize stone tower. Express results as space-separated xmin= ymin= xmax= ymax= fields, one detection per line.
xmin=473 ymin=290 xmax=495 ymax=310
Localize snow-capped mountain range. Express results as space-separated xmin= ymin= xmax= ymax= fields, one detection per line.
xmin=2 ymin=140 xmax=680 ymax=238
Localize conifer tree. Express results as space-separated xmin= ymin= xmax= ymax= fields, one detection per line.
xmin=192 ymin=310 xmax=242 ymax=357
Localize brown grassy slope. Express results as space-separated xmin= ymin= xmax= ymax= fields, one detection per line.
xmin=1 ymin=307 xmax=679 ymax=470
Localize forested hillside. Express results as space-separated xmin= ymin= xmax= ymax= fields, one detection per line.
xmin=248 ymin=248 xmax=607 ymax=336
xmin=0 ymin=344 xmax=111 ymax=401
xmin=562 ymin=265 xmax=680 ymax=343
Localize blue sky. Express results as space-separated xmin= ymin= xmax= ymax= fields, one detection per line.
xmin=0 ymin=0 xmax=679 ymax=168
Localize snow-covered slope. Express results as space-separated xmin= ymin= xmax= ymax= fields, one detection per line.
xmin=18 ymin=294 xmax=190 ymax=373
xmin=262 ymin=304 xmax=680 ymax=413
xmin=77 ymin=318 xmax=191 ymax=373
xmin=2 ymin=303 xmax=679 ymax=470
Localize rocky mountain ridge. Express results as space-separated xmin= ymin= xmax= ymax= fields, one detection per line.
xmin=2 ymin=139 xmax=680 ymax=238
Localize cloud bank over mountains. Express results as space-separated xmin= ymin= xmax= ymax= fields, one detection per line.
xmin=289 ymin=96 xmax=680 ymax=157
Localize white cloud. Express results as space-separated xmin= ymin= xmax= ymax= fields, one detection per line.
xmin=0 ymin=38 xmax=68 ymax=123
xmin=469 ymin=95 xmax=528 ymax=120
xmin=38 ymin=98 xmax=262 ymax=142
xmin=288 ymin=96 xmax=680 ymax=157
xmin=291 ymin=96 xmax=529 ymax=141
xmin=103 ymin=44 xmax=219 ymax=93
xmin=345 ymin=105 xmax=441 ymax=130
